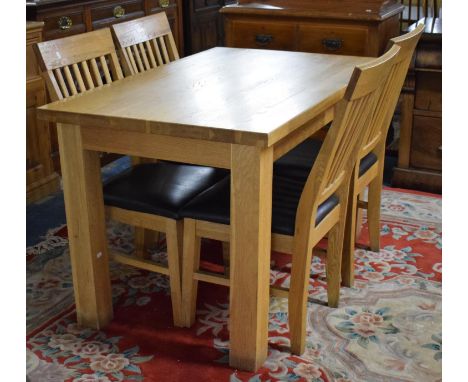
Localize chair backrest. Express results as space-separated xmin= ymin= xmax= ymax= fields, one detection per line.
xmin=34 ymin=28 xmax=124 ymax=102
xmin=400 ymin=0 xmax=441 ymax=31
xmin=358 ymin=24 xmax=425 ymax=159
xmin=295 ymin=45 xmax=401 ymax=234
xmin=111 ymin=12 xmax=180 ymax=77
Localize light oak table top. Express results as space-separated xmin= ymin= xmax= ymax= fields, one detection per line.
xmin=38 ymin=47 xmax=370 ymax=147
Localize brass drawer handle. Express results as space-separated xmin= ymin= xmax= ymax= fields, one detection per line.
xmin=58 ymin=16 xmax=72 ymax=30
xmin=322 ymin=38 xmax=343 ymax=51
xmin=113 ymin=5 xmax=125 ymax=18
xmin=255 ymin=34 xmax=273 ymax=46
xmin=159 ymin=0 xmax=170 ymax=7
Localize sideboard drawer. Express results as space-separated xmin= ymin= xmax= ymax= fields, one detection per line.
xmin=91 ymin=0 xmax=145 ymax=29
xmin=297 ymin=24 xmax=369 ymax=56
xmin=228 ymin=20 xmax=296 ymax=51
xmin=411 ymin=115 xmax=442 ymax=171
xmin=148 ymin=0 xmax=177 ymax=12
xmin=42 ymin=8 xmax=86 ymax=40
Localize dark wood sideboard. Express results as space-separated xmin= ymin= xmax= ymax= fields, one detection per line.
xmin=221 ymin=0 xmax=404 ymax=57
xmin=26 ymin=0 xmax=184 ymax=193
xmin=27 ymin=21 xmax=61 ymax=204
xmin=393 ymin=18 xmax=442 ymax=193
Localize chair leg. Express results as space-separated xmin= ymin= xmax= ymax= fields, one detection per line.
xmin=222 ymin=241 xmax=230 ymax=276
xmin=288 ymin=236 xmax=314 ymax=355
xmin=134 ymin=228 xmax=156 ymax=259
xmin=341 ymin=168 xmax=358 ymax=287
xmin=327 ymin=221 xmax=345 ymax=308
xmin=182 ymin=219 xmax=201 ymax=327
xmin=367 ymin=175 xmax=382 ymax=252
xmin=165 ymin=220 xmax=184 ymax=327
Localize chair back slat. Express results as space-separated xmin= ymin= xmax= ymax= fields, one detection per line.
xmin=152 ymin=38 xmax=165 ymax=66
xmin=145 ymin=40 xmax=158 ymax=67
xmin=360 ymin=24 xmax=425 ymax=158
xmin=294 ymin=45 xmax=401 ymax=235
xmin=111 ymin=12 xmax=179 ymax=76
xmin=81 ymin=61 xmax=95 ymax=90
xmin=34 ymin=28 xmax=124 ymax=101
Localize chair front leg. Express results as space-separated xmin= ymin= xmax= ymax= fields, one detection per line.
xmin=289 ymin=234 xmax=314 ymax=355
xmin=181 ymin=219 xmax=201 ymax=327
xmin=165 ymin=220 xmax=184 ymax=327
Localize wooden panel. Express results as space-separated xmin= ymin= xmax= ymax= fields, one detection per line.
xmin=40 ymin=7 xmax=87 ymax=40
xmin=414 ymin=71 xmax=441 ymax=112
xmin=91 ymin=0 xmax=145 ymax=29
xmin=26 ymin=21 xmax=60 ymax=203
xmin=410 ymin=115 xmax=441 ymax=171
xmin=297 ymin=23 xmax=369 ymax=56
xmin=147 ymin=0 xmax=177 ymax=11
xmin=228 ymin=19 xmax=296 ymax=51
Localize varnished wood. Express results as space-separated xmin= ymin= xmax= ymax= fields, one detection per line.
xmin=229 ymin=145 xmax=273 ymax=370
xmin=180 ymin=46 xmax=401 ymax=358
xmin=34 ymin=29 xmax=184 ymax=327
xmin=33 ymin=28 xmax=124 ymax=101
xmin=393 ymin=18 xmax=442 ymax=193
xmin=57 ymin=123 xmax=113 ymax=328
xmin=39 ymin=48 xmax=371 ymax=371
xmin=26 ymin=21 xmax=60 ymax=203
xmin=38 ymin=48 xmax=370 ymax=147
xmin=342 ymin=25 xmax=424 ymax=287
xmin=112 ymin=12 xmax=180 ymax=77
xmin=222 ymin=1 xmax=403 ymax=58
xmin=27 ymin=0 xmax=184 ymax=55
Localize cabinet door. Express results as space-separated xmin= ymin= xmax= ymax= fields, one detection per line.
xmin=411 ymin=115 xmax=442 ymax=171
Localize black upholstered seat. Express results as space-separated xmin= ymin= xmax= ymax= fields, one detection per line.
xmin=103 ymin=162 xmax=228 ymax=220
xmin=274 ymin=138 xmax=378 ymax=180
xmin=180 ymin=175 xmax=339 ymax=236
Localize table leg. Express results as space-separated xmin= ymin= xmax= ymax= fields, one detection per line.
xmin=229 ymin=144 xmax=273 ymax=371
xmin=57 ymin=123 xmax=113 ymax=329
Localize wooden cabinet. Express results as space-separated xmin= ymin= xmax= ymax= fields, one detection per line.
xmin=26 ymin=22 xmax=60 ymax=203
xmin=393 ymin=18 xmax=442 ymax=193
xmin=221 ymin=0 xmax=404 ymax=57
xmin=27 ymin=0 xmax=183 ymax=48
xmin=26 ymin=0 xmax=184 ymax=175
xmin=183 ymin=0 xmax=236 ymax=56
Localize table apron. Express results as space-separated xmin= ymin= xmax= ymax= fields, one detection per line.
xmin=80 ymin=126 xmax=232 ymax=169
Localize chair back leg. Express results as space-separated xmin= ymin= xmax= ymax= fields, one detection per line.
xmin=181 ymin=219 xmax=202 ymax=327
xmin=165 ymin=220 xmax=185 ymax=327
xmin=342 ymin=165 xmax=359 ymax=287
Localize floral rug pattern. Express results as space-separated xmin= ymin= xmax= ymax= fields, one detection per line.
xmin=26 ymin=188 xmax=441 ymax=381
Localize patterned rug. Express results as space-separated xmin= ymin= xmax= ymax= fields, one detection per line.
xmin=26 ymin=187 xmax=442 ymax=382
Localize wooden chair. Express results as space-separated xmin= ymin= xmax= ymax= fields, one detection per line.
xmin=33 ymin=28 xmax=124 ymax=101
xmin=33 ymin=29 xmax=227 ymax=327
xmin=340 ymin=24 xmax=425 ymax=287
xmin=111 ymin=13 xmax=180 ymax=258
xmin=180 ymin=45 xmax=401 ymax=355
xmin=111 ymin=12 xmax=179 ymax=77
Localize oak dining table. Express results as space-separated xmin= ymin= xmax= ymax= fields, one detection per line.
xmin=37 ymin=47 xmax=369 ymax=372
